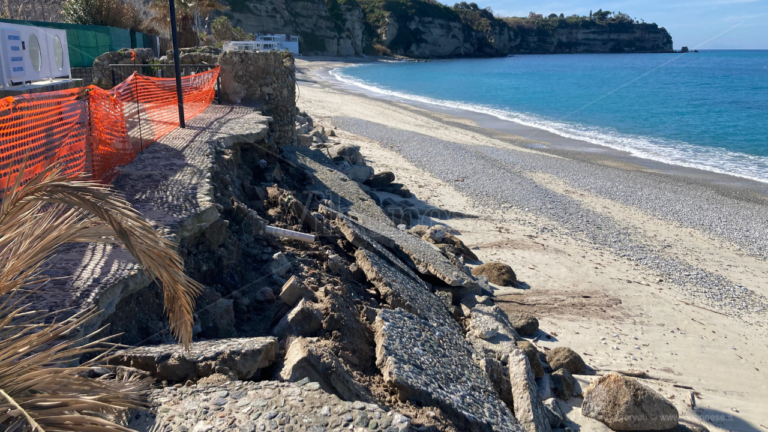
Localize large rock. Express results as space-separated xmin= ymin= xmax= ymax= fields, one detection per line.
xmin=109 ymin=337 xmax=278 ymax=382
xmin=550 ymin=369 xmax=575 ymax=401
xmin=545 ymin=347 xmax=587 ymax=375
xmin=278 ymin=337 xmax=372 ymax=402
xmin=581 ymin=373 xmax=679 ymax=431
xmin=129 ymin=380 xmax=411 ymax=432
xmin=374 ymin=308 xmax=522 ymax=432
xmin=516 ymin=340 xmax=545 ymax=378
xmin=329 ymin=144 xmax=364 ymax=165
xmin=508 ymin=348 xmax=552 ymax=432
xmin=366 ymin=171 xmax=396 ymax=188
xmin=542 ymin=398 xmax=565 ymax=428
xmin=512 ymin=313 xmax=540 ymax=337
xmin=466 ymin=305 xmax=521 ymax=361
xmin=471 ymin=262 xmax=517 ymax=287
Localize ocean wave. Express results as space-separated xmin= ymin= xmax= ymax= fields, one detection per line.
xmin=328 ymin=66 xmax=768 ymax=184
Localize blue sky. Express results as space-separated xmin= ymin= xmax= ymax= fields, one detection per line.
xmin=437 ymin=0 xmax=768 ymax=49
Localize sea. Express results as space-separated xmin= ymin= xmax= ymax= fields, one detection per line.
xmin=331 ymin=51 xmax=768 ymax=183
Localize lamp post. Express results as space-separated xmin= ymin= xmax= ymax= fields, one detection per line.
xmin=168 ymin=0 xmax=186 ymax=128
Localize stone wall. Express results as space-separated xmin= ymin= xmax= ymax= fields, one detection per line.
xmin=91 ymin=48 xmax=156 ymax=89
xmin=218 ymin=51 xmax=297 ymax=146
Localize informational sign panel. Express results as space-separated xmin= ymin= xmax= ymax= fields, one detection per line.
xmin=2 ymin=29 xmax=25 ymax=80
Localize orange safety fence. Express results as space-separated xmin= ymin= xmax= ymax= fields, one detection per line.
xmin=0 ymin=66 xmax=219 ymax=193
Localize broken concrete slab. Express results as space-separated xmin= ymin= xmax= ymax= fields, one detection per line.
xmin=466 ymin=305 xmax=522 ymax=361
xmin=279 ymin=276 xmax=304 ymax=306
xmin=129 ymin=380 xmax=411 ymax=432
xmin=278 ymin=337 xmax=373 ymax=402
xmin=355 ymin=248 xmax=457 ymax=329
xmin=508 ymin=348 xmax=552 ymax=432
xmin=374 ymin=308 xmax=522 ymax=432
xmin=476 ymin=356 xmax=513 ymax=406
xmin=109 ymin=337 xmax=278 ymax=382
xmin=283 ymin=147 xmax=392 ymax=224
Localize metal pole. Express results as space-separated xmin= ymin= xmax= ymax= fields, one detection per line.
xmin=168 ymin=0 xmax=186 ymax=128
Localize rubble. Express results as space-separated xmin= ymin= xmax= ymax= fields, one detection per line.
xmin=545 ymin=347 xmax=588 ymax=375
xmin=273 ymin=298 xmax=324 ymax=337
xmin=508 ymin=348 xmax=552 ymax=432
xmin=109 ymin=338 xmax=278 ymax=382
xmin=278 ymin=337 xmax=373 ymax=402
xmin=374 ymin=308 xmax=522 ymax=432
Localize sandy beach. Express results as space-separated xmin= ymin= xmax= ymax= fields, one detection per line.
xmin=294 ymin=57 xmax=768 ymax=432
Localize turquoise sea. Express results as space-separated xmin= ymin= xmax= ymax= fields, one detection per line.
xmin=332 ymin=51 xmax=768 ymax=183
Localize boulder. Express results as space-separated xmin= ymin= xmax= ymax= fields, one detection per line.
xmin=366 ymin=171 xmax=396 ymax=188
xmin=542 ymin=399 xmax=565 ymax=428
xmin=581 ymin=373 xmax=679 ymax=431
xmin=267 ymin=252 xmax=291 ymax=278
xmin=342 ymin=164 xmax=374 ymax=183
xmin=329 ymin=144 xmax=364 ymax=165
xmin=109 ymin=337 xmax=278 ymax=382
xmin=471 ymin=262 xmax=517 ymax=287
xmin=195 ymin=287 xmax=236 ymax=339
xmin=545 ymin=347 xmax=587 ymax=375
xmin=536 ymin=374 xmax=554 ymax=401
xmin=550 ymin=369 xmax=574 ymax=401
xmin=508 ymin=348 xmax=552 ymax=432
xmin=512 ymin=313 xmax=540 ymax=337
xmin=516 ymin=340 xmax=545 ymax=378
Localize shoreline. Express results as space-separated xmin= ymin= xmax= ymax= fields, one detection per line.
xmin=294 ymin=57 xmax=768 ymax=431
xmin=309 ymin=57 xmax=768 ymax=199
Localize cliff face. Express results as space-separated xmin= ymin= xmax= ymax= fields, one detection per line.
xmin=221 ymin=0 xmax=367 ymax=56
xmin=220 ymin=0 xmax=672 ymax=57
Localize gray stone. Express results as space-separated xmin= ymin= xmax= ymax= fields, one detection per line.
xmin=546 ymin=347 xmax=588 ymax=375
xmin=542 ymin=398 xmax=565 ymax=428
xmin=342 ymin=164 xmax=374 ymax=183
xmin=517 ymin=341 xmax=545 ymax=378
xmin=329 ymin=144 xmax=364 ymax=165
xmin=476 ymin=356 xmax=512 ymax=405
xmin=373 ymin=308 xmax=521 ymax=432
xmin=508 ymin=348 xmax=552 ymax=432
xmin=512 ymin=313 xmax=540 ymax=337
xmin=273 ymin=298 xmax=324 ymax=337
xmin=551 ymin=369 xmax=574 ymax=401
xmin=536 ymin=374 xmax=554 ymax=401
xmin=110 ymin=337 xmax=278 ymax=382
xmin=581 ymin=373 xmax=679 ymax=431
xmin=267 ymin=252 xmax=291 ymax=278
xmin=366 ymin=171 xmax=395 ymax=188
xmin=466 ymin=305 xmax=521 ymax=361
xmin=278 ymin=337 xmax=372 ymax=402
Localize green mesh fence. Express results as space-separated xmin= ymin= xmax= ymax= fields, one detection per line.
xmin=0 ymin=19 xmax=157 ymax=68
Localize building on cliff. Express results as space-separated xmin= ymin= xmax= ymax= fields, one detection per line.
xmin=223 ymin=34 xmax=300 ymax=55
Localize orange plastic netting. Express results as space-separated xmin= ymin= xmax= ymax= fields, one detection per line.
xmin=0 ymin=67 xmax=219 ymax=191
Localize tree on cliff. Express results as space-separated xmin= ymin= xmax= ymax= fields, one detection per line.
xmin=211 ymin=16 xmax=255 ymax=42
xmin=62 ymin=0 xmax=143 ymax=30
xmin=147 ymin=0 xmax=227 ymax=47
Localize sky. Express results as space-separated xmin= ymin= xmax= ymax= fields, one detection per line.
xmin=437 ymin=0 xmax=768 ymax=49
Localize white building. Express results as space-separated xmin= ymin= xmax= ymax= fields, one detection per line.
xmin=223 ymin=34 xmax=299 ymax=55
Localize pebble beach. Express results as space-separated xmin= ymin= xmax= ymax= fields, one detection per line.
xmin=294 ymin=57 xmax=768 ymax=431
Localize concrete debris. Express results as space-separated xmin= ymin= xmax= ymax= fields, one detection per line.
xmin=279 ymin=276 xmax=304 ymax=306
xmin=517 ymin=340 xmax=546 ymax=378
xmin=267 ymin=252 xmax=291 ymax=278
xmin=355 ymin=248 xmax=457 ymax=329
xmin=466 ymin=305 xmax=522 ymax=361
xmin=551 ymin=369 xmax=575 ymax=401
xmin=542 ymin=398 xmax=566 ymax=428
xmin=278 ymin=337 xmax=373 ymax=402
xmin=374 ymin=308 xmax=522 ymax=432
xmin=109 ymin=337 xmax=278 ymax=382
xmin=508 ymin=348 xmax=553 ymax=432
xmin=273 ymin=298 xmax=324 ymax=337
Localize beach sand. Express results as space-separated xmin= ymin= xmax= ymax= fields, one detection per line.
xmin=295 ymin=58 xmax=768 ymax=432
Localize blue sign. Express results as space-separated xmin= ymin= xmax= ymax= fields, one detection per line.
xmin=7 ymin=35 xmax=19 ymax=41
xmin=10 ymin=46 xmax=19 ymax=51
xmin=10 ymin=56 xmax=22 ymax=62
xmin=13 ymin=66 xmax=23 ymax=72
